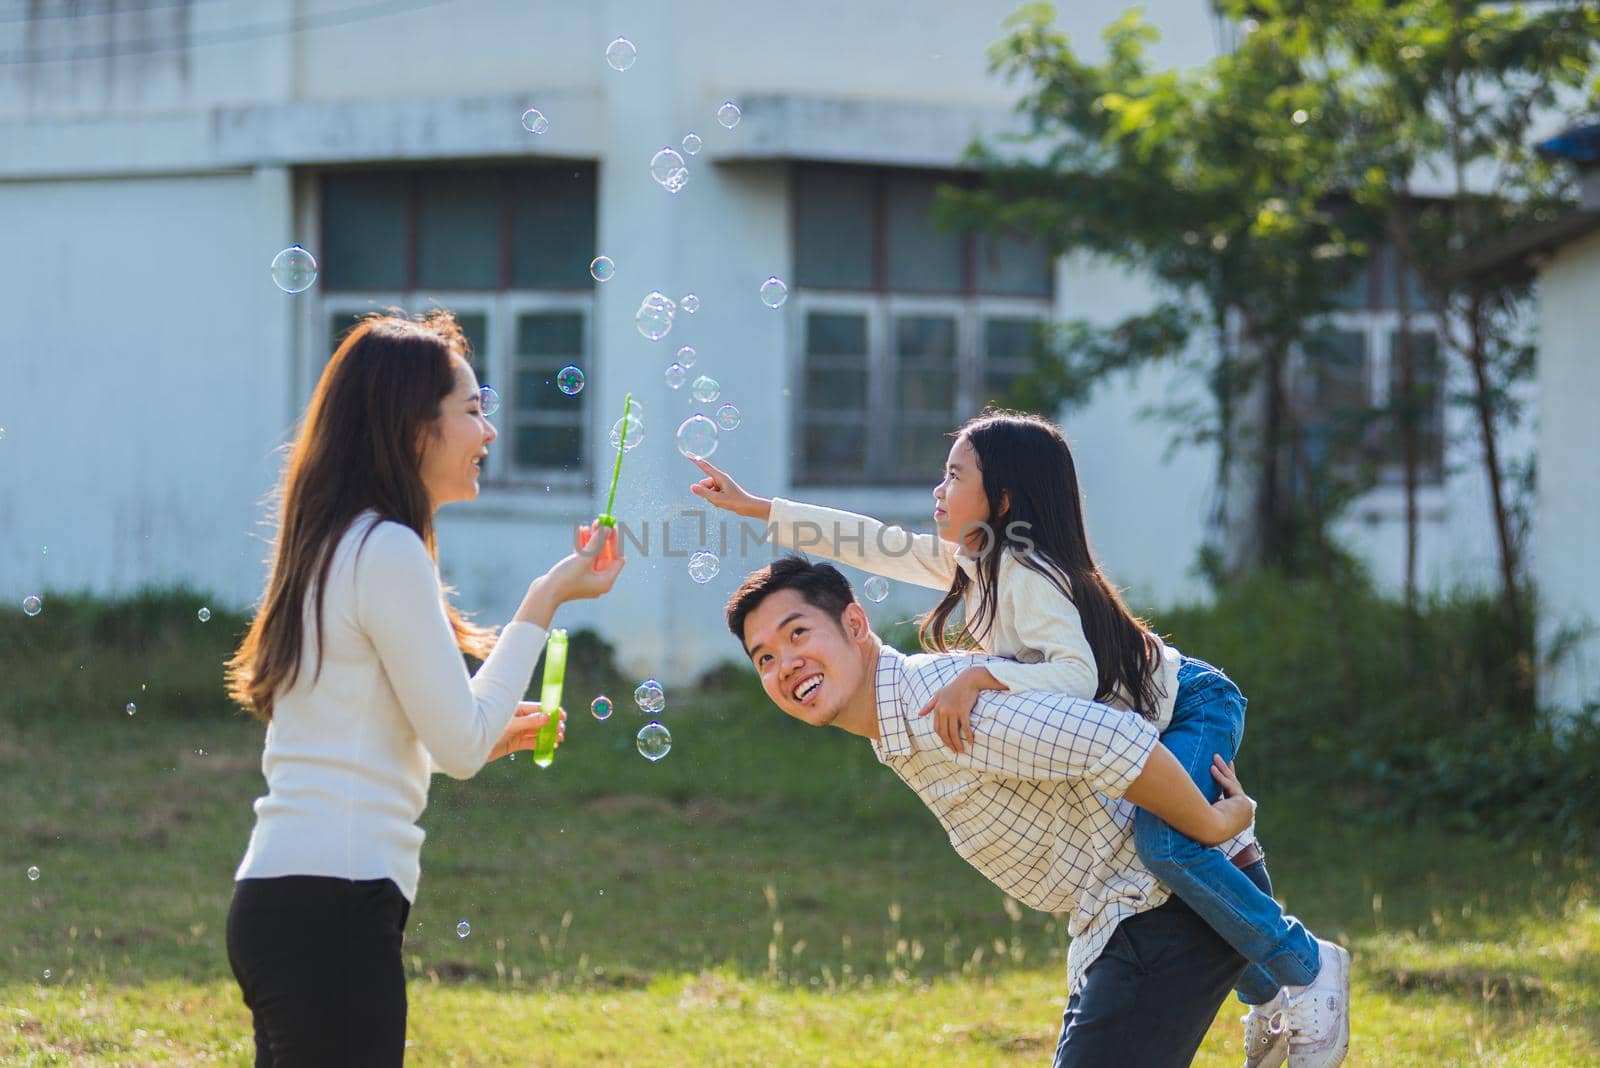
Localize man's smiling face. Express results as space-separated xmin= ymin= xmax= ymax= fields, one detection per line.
xmin=742 ymin=588 xmax=871 ymax=728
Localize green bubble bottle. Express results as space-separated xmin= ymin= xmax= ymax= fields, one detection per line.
xmin=534 ymin=628 xmax=568 ymax=768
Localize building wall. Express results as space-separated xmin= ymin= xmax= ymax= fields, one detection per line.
xmin=0 ymin=0 xmax=1522 ymax=684
xmin=1535 ymin=228 xmax=1600 ymax=713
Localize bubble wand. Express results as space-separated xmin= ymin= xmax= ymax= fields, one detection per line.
xmin=532 ymin=628 xmax=568 ymax=768
xmin=579 ymin=392 xmax=634 ymax=570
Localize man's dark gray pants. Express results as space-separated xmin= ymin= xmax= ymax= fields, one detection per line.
xmin=1053 ymin=859 xmax=1274 ymax=1067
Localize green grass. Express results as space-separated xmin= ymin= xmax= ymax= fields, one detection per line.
xmin=2 ymin=594 xmax=1598 ymax=1064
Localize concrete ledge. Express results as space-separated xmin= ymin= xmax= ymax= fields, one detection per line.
xmin=703 ymin=92 xmax=1035 ymax=170
xmin=0 ymin=89 xmax=602 ymax=180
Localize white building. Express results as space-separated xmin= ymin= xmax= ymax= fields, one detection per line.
xmin=0 ymin=0 xmax=1528 ymax=685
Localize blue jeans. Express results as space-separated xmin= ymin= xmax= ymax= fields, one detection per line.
xmin=1053 ymin=861 xmax=1273 ymax=1066
xmin=1133 ymin=656 xmax=1320 ymax=1004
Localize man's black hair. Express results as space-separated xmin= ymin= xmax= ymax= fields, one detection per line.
xmin=726 ymin=555 xmax=854 ymax=650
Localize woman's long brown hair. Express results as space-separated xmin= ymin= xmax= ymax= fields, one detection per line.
xmin=918 ymin=411 xmax=1166 ymax=719
xmin=226 ymin=310 xmax=496 ymax=722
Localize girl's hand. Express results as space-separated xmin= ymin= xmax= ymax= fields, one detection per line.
xmin=487 ymin=701 xmax=565 ymax=763
xmin=918 ymin=675 xmax=983 ymax=755
xmin=688 ymin=457 xmax=771 ymax=521
xmin=1208 ymin=756 xmax=1257 ymax=841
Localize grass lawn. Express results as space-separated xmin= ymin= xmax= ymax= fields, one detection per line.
xmin=1 ymin=605 xmax=1597 ymax=1065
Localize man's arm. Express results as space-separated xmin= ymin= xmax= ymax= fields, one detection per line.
xmin=951 ymin=689 xmax=1254 ymax=846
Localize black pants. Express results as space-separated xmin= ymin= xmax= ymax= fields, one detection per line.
xmin=227 ymin=876 xmax=411 ymax=1068
xmin=1053 ymin=860 xmax=1274 ymax=1067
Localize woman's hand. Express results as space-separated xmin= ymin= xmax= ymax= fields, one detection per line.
xmin=688 ymin=457 xmax=771 ymax=521
xmin=515 ymin=525 xmax=624 ymax=628
xmin=487 ymin=701 xmax=565 ymax=763
xmin=1208 ymin=756 xmax=1257 ymax=842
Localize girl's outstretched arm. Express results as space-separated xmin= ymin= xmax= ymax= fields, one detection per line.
xmin=689 ymin=457 xmax=958 ymax=590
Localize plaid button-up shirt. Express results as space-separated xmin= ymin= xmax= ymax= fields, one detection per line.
xmin=869 ymin=644 xmax=1174 ymax=995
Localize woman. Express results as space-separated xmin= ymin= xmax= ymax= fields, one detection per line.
xmin=223 ymin=309 xmax=622 ymax=1065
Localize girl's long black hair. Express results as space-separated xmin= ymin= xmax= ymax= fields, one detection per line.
xmin=918 ymin=410 xmax=1165 ymax=719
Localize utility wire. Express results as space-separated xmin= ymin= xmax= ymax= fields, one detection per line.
xmin=0 ymin=0 xmax=455 ymax=65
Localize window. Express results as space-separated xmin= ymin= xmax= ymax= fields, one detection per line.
xmin=791 ymin=165 xmax=1054 ymax=485
xmin=1299 ymin=318 xmax=1445 ymax=484
xmin=319 ymin=164 xmax=596 ymax=489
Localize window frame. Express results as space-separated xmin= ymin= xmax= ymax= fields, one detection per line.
xmin=1306 ymin=307 xmax=1445 ymax=486
xmin=317 ymin=292 xmax=593 ymax=492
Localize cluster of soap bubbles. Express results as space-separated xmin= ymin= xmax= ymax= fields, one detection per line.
xmin=635 ymin=290 xmax=677 ymax=342
xmin=631 ymin=679 xmax=672 ymax=761
xmin=610 ymin=406 xmax=645 ymax=453
xmin=521 ymin=108 xmax=549 ymax=135
xmin=688 ymin=549 xmax=720 ymax=585
xmin=690 ymin=375 xmax=721 ymax=404
xmin=650 ymin=147 xmax=690 ymax=194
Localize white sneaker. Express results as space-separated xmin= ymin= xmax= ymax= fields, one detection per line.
xmin=1285 ymin=939 xmax=1351 ymax=1068
xmin=1242 ymin=989 xmax=1289 ymax=1068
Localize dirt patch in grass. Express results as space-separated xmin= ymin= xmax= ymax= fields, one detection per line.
xmin=1373 ymin=965 xmax=1549 ymax=1005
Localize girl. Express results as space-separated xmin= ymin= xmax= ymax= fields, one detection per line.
xmin=689 ymin=410 xmax=1348 ymax=1068
xmin=225 ymin=310 xmax=623 ymax=1065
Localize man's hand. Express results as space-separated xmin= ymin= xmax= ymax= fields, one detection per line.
xmin=1208 ymin=755 xmax=1256 ymax=841
xmin=487 ymin=701 xmax=565 ymax=763
xmin=688 ymin=457 xmax=771 ymax=521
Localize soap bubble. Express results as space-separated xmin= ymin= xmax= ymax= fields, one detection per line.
xmin=680 ymin=293 xmax=699 ymax=314
xmin=41 ymin=969 xmax=50 ymax=980
xmin=715 ymin=404 xmax=742 ymax=431
xmin=556 ymin=365 xmax=586 ymax=396
xmin=197 ymin=607 xmax=211 ymax=623
xmin=675 ymin=345 xmax=697 ymax=368
xmin=650 ymin=147 xmax=688 ymax=188
xmin=760 ymin=276 xmax=789 ymax=308
xmin=690 ymin=375 xmax=721 ymax=404
xmin=22 ymin=595 xmax=41 ymax=617
xmin=521 ymin=108 xmax=549 ymax=134
xmin=635 ymin=292 xmax=675 ymax=341
xmin=590 ymin=695 xmax=613 ymax=722
xmin=456 ymin=920 xmax=470 ymax=939
xmin=605 ymin=36 xmax=637 ymax=71
xmin=688 ymin=550 xmax=721 ymax=585
xmin=665 ymin=363 xmax=687 ymax=390
xmin=717 ymin=101 xmax=742 ymax=129
xmin=610 ymin=412 xmax=645 ymax=452
xmin=589 ymin=256 xmax=615 ymax=283
xmin=27 ymin=865 xmax=40 ymax=881
xmin=271 ymin=245 xmax=318 ymax=294
xmin=681 ymin=132 xmax=702 ymax=156
xmin=125 ymin=702 xmax=136 ymax=716
xmin=675 ymin=414 xmax=719 ymax=460
xmin=864 ymin=576 xmax=890 ymax=603
xmin=478 ymin=386 xmax=501 ymax=417
xmin=636 ymin=721 xmax=672 ymax=762
xmin=634 ymin=679 xmax=665 ymax=714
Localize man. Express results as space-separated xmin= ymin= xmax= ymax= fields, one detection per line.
xmin=728 ymin=556 xmax=1272 ymax=1067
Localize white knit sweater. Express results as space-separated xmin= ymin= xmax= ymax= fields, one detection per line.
xmin=234 ymin=512 xmax=545 ymax=902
